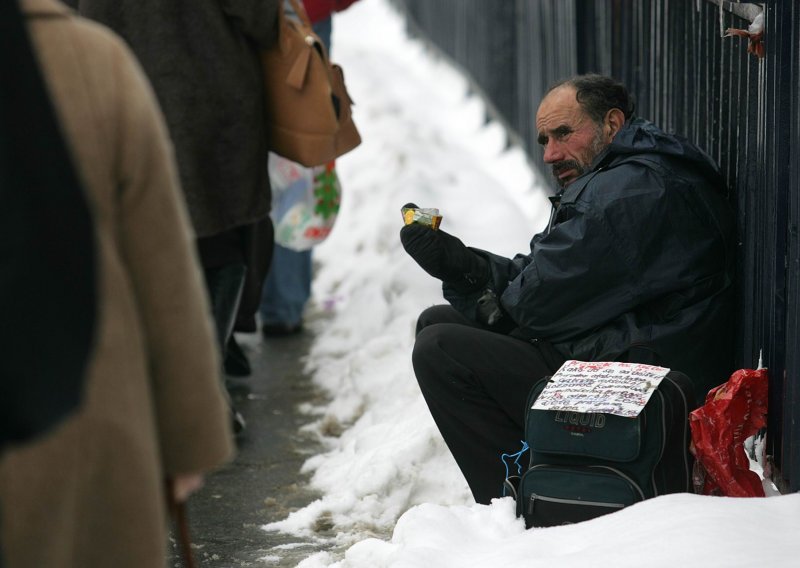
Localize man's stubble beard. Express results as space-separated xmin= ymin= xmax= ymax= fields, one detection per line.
xmin=551 ymin=127 xmax=609 ymax=188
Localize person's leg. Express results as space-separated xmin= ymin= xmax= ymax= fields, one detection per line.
xmin=234 ymin=215 xmax=275 ymax=333
xmin=197 ymin=228 xmax=248 ymax=355
xmin=226 ymin=216 xmax=275 ymax=376
xmin=197 ymin=228 xmax=249 ymax=433
xmin=259 ymin=243 xmax=312 ymax=334
xmin=415 ymin=303 xmax=477 ymax=334
xmin=412 ymin=305 xmax=565 ymax=504
xmin=204 ymin=263 xmax=247 ymax=354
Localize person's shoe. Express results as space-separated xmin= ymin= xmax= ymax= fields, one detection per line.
xmin=231 ymin=408 xmax=247 ymax=437
xmin=224 ymin=335 xmax=251 ymax=377
xmin=261 ymin=321 xmax=303 ymax=337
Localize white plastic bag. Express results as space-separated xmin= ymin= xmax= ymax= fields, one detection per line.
xmin=269 ymin=152 xmax=341 ymax=251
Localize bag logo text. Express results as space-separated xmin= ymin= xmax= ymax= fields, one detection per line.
xmin=554 ymin=411 xmax=606 ymax=436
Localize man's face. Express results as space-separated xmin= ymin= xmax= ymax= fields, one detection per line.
xmin=536 ymin=86 xmax=611 ymax=188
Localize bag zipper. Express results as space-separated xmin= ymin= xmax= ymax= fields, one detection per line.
xmin=526 ymin=463 xmax=646 ymax=501
xmin=528 ymin=493 xmax=626 ymax=515
xmin=588 ymin=464 xmax=646 ymax=500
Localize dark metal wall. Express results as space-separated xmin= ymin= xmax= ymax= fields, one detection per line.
xmin=393 ymin=0 xmax=800 ymax=492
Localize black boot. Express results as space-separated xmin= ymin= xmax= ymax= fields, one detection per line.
xmin=204 ymin=263 xmax=248 ymax=436
xmin=224 ymin=334 xmax=252 ymax=377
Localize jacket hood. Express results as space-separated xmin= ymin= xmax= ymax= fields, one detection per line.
xmin=598 ymin=117 xmax=724 ymax=188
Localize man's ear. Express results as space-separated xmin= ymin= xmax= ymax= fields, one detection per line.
xmin=604 ymin=108 xmax=626 ymax=140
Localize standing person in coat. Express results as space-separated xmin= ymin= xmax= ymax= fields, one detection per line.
xmin=400 ymin=74 xmax=736 ymax=504
xmin=0 ymin=2 xmax=234 ymax=566
xmin=65 ymin=0 xmax=282 ymax=432
xmin=258 ymin=0 xmax=360 ymax=340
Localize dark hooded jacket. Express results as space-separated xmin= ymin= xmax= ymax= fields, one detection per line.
xmin=444 ymin=118 xmax=736 ymax=399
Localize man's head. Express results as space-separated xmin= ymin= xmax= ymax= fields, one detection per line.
xmin=536 ymin=74 xmax=635 ymax=187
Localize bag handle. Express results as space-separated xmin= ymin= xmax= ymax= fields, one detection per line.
xmin=617 ymin=342 xmax=664 ymax=367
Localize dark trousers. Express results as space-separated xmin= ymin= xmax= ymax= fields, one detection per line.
xmin=197 ymin=216 xmax=275 ymax=347
xmin=234 ymin=215 xmax=274 ymax=332
xmin=412 ymin=305 xmax=565 ymax=504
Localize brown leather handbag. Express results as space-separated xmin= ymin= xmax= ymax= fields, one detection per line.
xmin=261 ymin=0 xmax=361 ymax=167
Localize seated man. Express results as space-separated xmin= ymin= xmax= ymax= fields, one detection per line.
xmin=400 ymin=74 xmax=735 ymax=505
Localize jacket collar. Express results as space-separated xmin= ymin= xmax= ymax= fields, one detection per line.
xmin=21 ymin=0 xmax=72 ymax=17
xmin=553 ymin=118 xmax=638 ymax=206
xmin=556 ymin=168 xmax=604 ymax=206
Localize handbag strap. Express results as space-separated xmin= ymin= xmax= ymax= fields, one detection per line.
xmin=287 ymin=0 xmax=313 ymax=29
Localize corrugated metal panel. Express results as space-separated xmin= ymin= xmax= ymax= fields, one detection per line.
xmin=766 ymin=0 xmax=800 ymax=491
xmin=516 ymin=0 xmax=578 ymax=165
xmin=392 ymin=0 xmax=800 ymax=492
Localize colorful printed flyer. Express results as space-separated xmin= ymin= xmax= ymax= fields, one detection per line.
xmin=532 ymin=360 xmax=671 ymax=417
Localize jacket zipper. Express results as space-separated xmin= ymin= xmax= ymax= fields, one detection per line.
xmin=546 ymin=194 xmax=561 ymax=234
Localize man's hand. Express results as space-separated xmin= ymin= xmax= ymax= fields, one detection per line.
xmin=400 ymin=222 xmax=488 ymax=290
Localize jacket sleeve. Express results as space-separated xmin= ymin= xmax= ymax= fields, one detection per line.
xmin=446 ymin=168 xmax=711 ymax=342
xmin=218 ymin=0 xmax=281 ymax=49
xmin=112 ymin=38 xmax=234 ymax=475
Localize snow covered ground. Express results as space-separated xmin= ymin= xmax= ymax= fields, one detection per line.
xmin=260 ymin=0 xmax=800 ymax=565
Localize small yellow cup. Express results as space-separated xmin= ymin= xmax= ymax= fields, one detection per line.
xmin=401 ymin=207 xmax=442 ymax=230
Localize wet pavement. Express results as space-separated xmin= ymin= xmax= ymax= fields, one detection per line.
xmin=169 ymin=327 xmax=330 ymax=567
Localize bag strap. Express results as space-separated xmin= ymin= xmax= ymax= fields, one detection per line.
xmin=617 ymin=342 xmax=664 ymax=367
xmin=287 ymin=0 xmax=313 ymax=29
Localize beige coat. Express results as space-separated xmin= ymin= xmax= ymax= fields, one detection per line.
xmin=1 ymin=1 xmax=234 ymax=566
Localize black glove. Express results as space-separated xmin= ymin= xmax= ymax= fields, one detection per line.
xmin=400 ymin=219 xmax=488 ymax=291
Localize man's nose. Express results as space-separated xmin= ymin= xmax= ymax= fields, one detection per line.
xmin=542 ymin=141 xmax=563 ymax=164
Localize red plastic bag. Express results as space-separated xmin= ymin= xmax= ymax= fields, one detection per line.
xmin=689 ymin=368 xmax=768 ymax=497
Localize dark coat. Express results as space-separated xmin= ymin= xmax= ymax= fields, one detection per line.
xmin=445 ymin=118 xmax=736 ymax=399
xmin=64 ymin=0 xmax=281 ymax=237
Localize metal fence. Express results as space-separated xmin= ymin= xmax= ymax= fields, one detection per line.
xmin=391 ymin=0 xmax=800 ymax=493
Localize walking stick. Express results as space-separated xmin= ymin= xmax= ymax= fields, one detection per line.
xmin=166 ymin=478 xmax=198 ymax=568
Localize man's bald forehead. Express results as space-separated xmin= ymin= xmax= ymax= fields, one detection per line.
xmin=538 ymin=84 xmax=578 ymax=113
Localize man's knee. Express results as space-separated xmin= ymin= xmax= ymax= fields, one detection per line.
xmin=412 ymin=323 xmax=443 ymax=378
xmin=415 ymin=304 xmax=465 ymax=335
xmin=412 ymin=321 xmax=464 ymax=395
